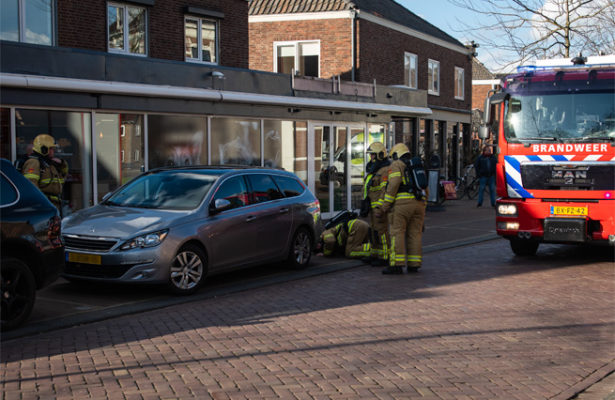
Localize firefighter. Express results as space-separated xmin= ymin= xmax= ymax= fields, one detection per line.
xmin=316 ymin=218 xmax=371 ymax=259
xmin=363 ymin=142 xmax=391 ymax=266
xmin=22 ymin=134 xmax=68 ymax=215
xmin=380 ymin=143 xmax=426 ymax=274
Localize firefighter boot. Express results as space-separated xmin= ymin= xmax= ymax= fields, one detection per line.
xmin=382 ymin=266 xmax=403 ymax=275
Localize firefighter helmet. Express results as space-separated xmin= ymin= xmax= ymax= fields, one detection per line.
xmin=390 ymin=143 xmax=410 ymax=160
xmin=32 ymin=134 xmax=58 ymax=156
xmin=367 ymin=142 xmax=387 ymax=160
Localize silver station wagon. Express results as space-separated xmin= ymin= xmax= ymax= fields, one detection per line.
xmin=61 ymin=166 xmax=322 ymax=295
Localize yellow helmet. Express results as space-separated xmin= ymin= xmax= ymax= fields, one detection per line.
xmin=32 ymin=134 xmax=58 ymax=156
xmin=367 ymin=142 xmax=387 ymax=160
xmin=390 ymin=143 xmax=410 ymax=160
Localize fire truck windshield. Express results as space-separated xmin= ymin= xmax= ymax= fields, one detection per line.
xmin=503 ymin=91 xmax=615 ymax=143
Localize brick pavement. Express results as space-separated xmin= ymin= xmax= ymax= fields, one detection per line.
xmin=2 ymin=239 xmax=613 ymax=399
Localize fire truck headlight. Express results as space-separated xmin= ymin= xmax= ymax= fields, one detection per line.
xmin=497 ymin=204 xmax=518 ymax=216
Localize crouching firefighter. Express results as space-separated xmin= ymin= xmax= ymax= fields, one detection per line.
xmin=21 ymin=134 xmax=69 ymax=215
xmin=362 ymin=142 xmax=391 ymax=266
xmin=316 ymin=218 xmax=371 ymax=259
xmin=380 ymin=143 xmax=427 ymax=274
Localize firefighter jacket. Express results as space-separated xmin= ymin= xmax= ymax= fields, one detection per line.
xmin=321 ymin=218 xmax=371 ymax=258
xmin=364 ymin=159 xmax=390 ymax=210
xmin=22 ymin=154 xmax=68 ymax=208
xmin=381 ymin=159 xmax=416 ymax=212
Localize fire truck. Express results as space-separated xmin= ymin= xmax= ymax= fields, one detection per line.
xmin=479 ymin=55 xmax=615 ymax=255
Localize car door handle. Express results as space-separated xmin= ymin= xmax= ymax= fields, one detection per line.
xmin=245 ymin=215 xmax=256 ymax=222
xmin=279 ymin=208 xmax=289 ymax=214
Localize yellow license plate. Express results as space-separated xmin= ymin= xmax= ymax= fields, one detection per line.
xmin=67 ymin=252 xmax=101 ymax=265
xmin=550 ymin=205 xmax=588 ymax=216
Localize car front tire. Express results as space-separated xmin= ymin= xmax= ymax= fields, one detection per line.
xmin=287 ymin=227 xmax=313 ymax=269
xmin=168 ymin=244 xmax=207 ymax=295
xmin=1 ymin=258 xmax=36 ymax=331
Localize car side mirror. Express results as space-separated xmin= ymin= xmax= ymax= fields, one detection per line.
xmin=210 ymin=198 xmax=231 ymax=214
xmin=478 ymin=125 xmax=490 ymax=140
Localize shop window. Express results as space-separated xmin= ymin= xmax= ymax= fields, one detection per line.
xmin=108 ymin=2 xmax=147 ymax=55
xmin=15 ymin=109 xmax=93 ymax=212
xmin=211 ymin=117 xmax=261 ymax=166
xmin=0 ymin=0 xmax=53 ymax=45
xmin=148 ymin=114 xmax=207 ymax=168
xmin=263 ymin=120 xmax=307 ymax=183
xmin=185 ymin=17 xmax=218 ymax=63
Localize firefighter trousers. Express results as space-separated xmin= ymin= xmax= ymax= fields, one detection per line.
xmin=369 ymin=210 xmax=389 ymax=261
xmin=346 ymin=220 xmax=371 ymax=258
xmin=389 ymin=198 xmax=426 ymax=267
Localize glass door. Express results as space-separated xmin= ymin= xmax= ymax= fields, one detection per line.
xmin=311 ymin=122 xmax=366 ymax=219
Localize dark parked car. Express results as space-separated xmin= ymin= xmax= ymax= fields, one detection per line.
xmin=1 ymin=158 xmax=64 ymax=330
xmin=61 ymin=166 xmax=322 ymax=295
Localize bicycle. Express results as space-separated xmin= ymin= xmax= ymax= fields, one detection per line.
xmin=454 ymin=165 xmax=480 ymax=200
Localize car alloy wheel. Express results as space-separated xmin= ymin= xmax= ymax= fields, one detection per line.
xmin=288 ymin=228 xmax=312 ymax=269
xmin=168 ymin=244 xmax=206 ymax=295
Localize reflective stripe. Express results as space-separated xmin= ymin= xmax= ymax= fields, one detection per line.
xmin=389 ymin=237 xmax=396 ymax=266
xmin=389 ymin=171 xmax=401 ymax=178
xmin=363 ymin=174 xmax=373 ymax=198
xmin=407 ymin=255 xmax=422 ymax=262
xmin=324 ymin=233 xmax=335 ymax=240
xmin=384 ymin=194 xmax=395 ymax=203
xmin=24 ymin=173 xmax=39 ymax=180
xmin=395 ymin=193 xmax=415 ymax=200
xmin=381 ymin=233 xmax=388 ymax=260
xmin=347 ymin=219 xmax=356 ymax=232
xmin=48 ymin=195 xmax=60 ymax=201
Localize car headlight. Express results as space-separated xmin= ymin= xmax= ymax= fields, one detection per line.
xmin=497 ymin=204 xmax=518 ymax=216
xmin=120 ymin=230 xmax=169 ymax=251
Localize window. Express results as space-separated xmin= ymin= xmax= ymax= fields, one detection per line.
xmin=455 ymin=67 xmax=465 ymax=100
xmin=273 ymin=175 xmax=305 ymax=198
xmin=275 ymin=41 xmax=319 ymax=77
xmin=211 ymin=117 xmax=261 ymax=166
xmin=404 ymin=52 xmax=418 ymax=89
xmin=0 ymin=0 xmax=53 ymax=45
xmin=0 ymin=174 xmax=19 ymax=207
xmin=185 ymin=17 xmax=217 ymax=63
xmin=247 ymin=174 xmax=284 ymax=203
xmin=213 ymin=176 xmax=249 ymax=210
xmin=108 ymin=3 xmax=146 ymax=55
xmin=428 ymin=59 xmax=440 ymax=96
xmin=148 ymin=114 xmax=207 ymax=168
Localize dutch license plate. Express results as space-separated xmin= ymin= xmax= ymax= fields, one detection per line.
xmin=67 ymin=252 xmax=101 ymax=265
xmin=550 ymin=205 xmax=588 ymax=216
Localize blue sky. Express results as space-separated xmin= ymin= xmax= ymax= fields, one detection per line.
xmin=395 ymin=1 xmax=497 ymax=70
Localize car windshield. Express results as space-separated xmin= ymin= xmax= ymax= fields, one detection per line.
xmin=504 ymin=91 xmax=615 ymax=142
xmin=104 ymin=170 xmax=218 ymax=210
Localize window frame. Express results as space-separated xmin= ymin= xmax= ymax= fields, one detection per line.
xmin=455 ymin=66 xmax=465 ymax=100
xmin=273 ymin=40 xmax=321 ymax=78
xmin=1 ymin=0 xmax=55 ymax=45
xmin=107 ymin=2 xmax=148 ymax=57
xmin=184 ymin=16 xmax=219 ymax=64
xmin=428 ymin=59 xmax=440 ymax=96
xmin=404 ymin=52 xmax=418 ymax=89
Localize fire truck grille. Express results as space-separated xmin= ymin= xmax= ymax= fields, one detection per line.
xmin=521 ymin=163 xmax=615 ymax=191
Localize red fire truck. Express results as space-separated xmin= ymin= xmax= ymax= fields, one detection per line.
xmin=479 ymin=55 xmax=615 ymax=255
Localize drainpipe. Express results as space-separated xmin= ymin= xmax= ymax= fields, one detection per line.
xmin=351 ymin=9 xmax=356 ymax=82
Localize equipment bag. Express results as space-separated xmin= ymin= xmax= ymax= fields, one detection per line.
xmin=324 ymin=209 xmax=359 ymax=230
xmin=402 ymin=156 xmax=428 ymax=196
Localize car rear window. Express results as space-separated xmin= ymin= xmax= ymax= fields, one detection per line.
xmin=0 ymin=174 xmax=18 ymax=206
xmin=273 ymin=175 xmax=305 ymax=197
xmin=247 ymin=174 xmax=284 ymax=203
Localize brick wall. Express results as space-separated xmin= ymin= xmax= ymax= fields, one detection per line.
xmin=472 ymin=84 xmax=494 ymax=110
xmin=249 ymin=19 xmax=352 ymax=79
xmin=357 ymin=19 xmax=472 ymax=111
xmin=57 ymin=0 xmax=248 ymax=68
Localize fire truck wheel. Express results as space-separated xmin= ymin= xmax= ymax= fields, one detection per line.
xmin=509 ymin=238 xmax=539 ymax=256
